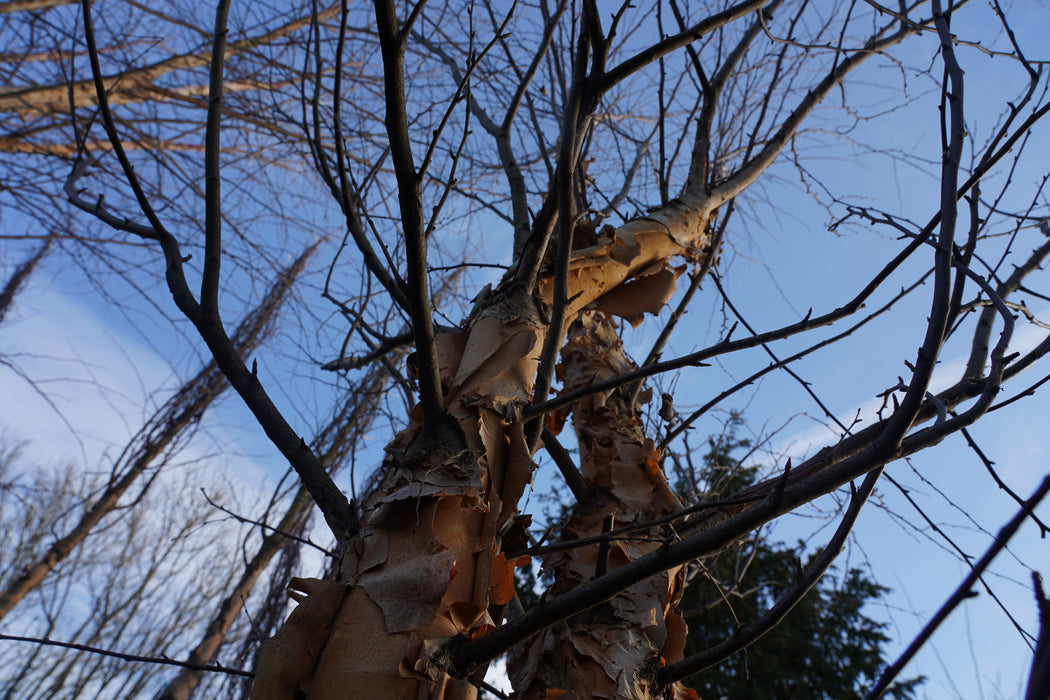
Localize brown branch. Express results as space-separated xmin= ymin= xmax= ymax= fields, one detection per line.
xmin=525 ymin=257 xmax=924 ymax=421
xmin=874 ymin=0 xmax=965 ymax=453
xmin=199 ymin=488 xmax=330 ymax=555
xmin=373 ymin=0 xmax=446 ymax=436
xmin=1026 ymin=572 xmax=1050 ymax=700
xmin=958 ymin=426 xmax=1050 ymax=535
xmin=456 ymin=321 xmax=1045 ymax=678
xmin=322 ymin=330 xmax=414 ymax=371
xmin=540 ymin=427 xmax=589 ymax=503
xmin=504 ymin=493 xmax=768 ymax=561
xmin=313 ymin=0 xmax=409 ymax=312
xmin=81 ymin=0 xmax=354 ymax=539
xmin=200 ymin=0 xmax=232 ymax=314
xmin=526 ymin=8 xmax=593 ymax=447
xmin=597 ymin=0 xmax=769 ymax=92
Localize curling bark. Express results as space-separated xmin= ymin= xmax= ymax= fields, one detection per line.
xmin=250 ymin=196 xmax=719 ymax=699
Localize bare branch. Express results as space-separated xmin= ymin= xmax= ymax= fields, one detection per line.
xmin=864 ymin=475 xmax=1050 ymax=699
xmin=658 ymin=467 xmax=884 ymax=686
xmin=200 ymin=0 xmax=233 ymax=314
xmin=0 ymin=634 xmax=252 ymax=678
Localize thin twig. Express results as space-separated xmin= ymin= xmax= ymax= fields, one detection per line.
xmin=864 ymin=475 xmax=1050 ymax=699
xmin=0 ymin=634 xmax=253 ymax=678
xmin=659 ymin=466 xmax=884 ymax=685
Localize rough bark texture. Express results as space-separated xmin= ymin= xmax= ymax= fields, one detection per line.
xmin=248 ymin=201 xmax=716 ymax=699
xmin=509 ymin=312 xmax=694 ymax=700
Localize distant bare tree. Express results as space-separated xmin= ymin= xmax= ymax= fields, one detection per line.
xmin=0 ymin=241 xmax=316 ymax=623
xmin=0 ymin=452 xmax=243 ymax=699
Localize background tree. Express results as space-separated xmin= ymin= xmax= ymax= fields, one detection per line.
xmin=675 ymin=421 xmax=924 ymax=699
xmin=0 ymin=445 xmax=245 ymax=699
xmin=0 ymin=241 xmax=316 ymax=623
xmin=1 ymin=0 xmax=1049 ymax=698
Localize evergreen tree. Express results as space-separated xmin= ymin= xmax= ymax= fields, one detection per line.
xmin=680 ymin=425 xmax=924 ymax=699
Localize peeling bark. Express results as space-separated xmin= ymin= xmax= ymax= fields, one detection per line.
xmin=509 ymin=312 xmax=693 ymax=700
xmin=258 ymin=201 xmax=715 ymax=698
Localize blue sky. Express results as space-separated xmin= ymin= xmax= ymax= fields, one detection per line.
xmin=2 ymin=1 xmax=1050 ymax=697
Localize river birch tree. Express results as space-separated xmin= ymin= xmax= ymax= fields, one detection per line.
xmin=3 ymin=0 xmax=1050 ymax=698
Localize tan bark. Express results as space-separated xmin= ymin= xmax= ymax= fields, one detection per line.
xmin=253 ymin=199 xmax=717 ymax=698
xmin=508 ymin=312 xmax=694 ymax=700
xmin=0 ymin=0 xmax=75 ymax=12
xmin=0 ymin=134 xmax=207 ymax=156
xmin=0 ymin=4 xmax=332 ymax=116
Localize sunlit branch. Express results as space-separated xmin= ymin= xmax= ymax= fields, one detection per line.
xmin=0 ymin=5 xmax=336 ymax=116
xmin=708 ymin=6 xmax=937 ymax=205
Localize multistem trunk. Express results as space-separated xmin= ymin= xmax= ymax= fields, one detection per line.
xmin=509 ymin=311 xmax=694 ymax=700
xmin=249 ymin=200 xmax=716 ymax=699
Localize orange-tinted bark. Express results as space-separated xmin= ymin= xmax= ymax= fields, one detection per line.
xmin=254 ymin=200 xmax=715 ymax=698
